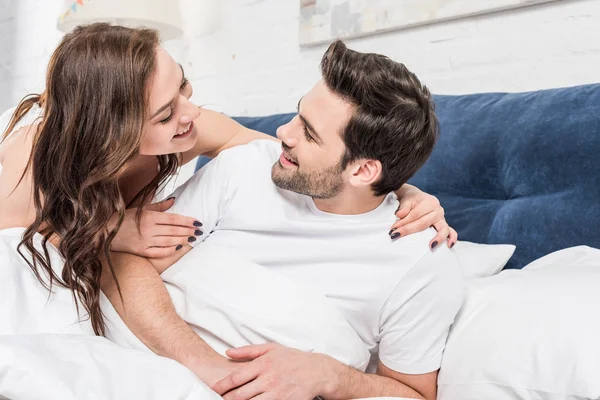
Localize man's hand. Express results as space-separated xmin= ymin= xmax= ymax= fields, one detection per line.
xmin=194 ymin=357 xmax=249 ymax=389
xmin=391 ymin=184 xmax=458 ymax=249
xmin=212 ymin=344 xmax=332 ymax=400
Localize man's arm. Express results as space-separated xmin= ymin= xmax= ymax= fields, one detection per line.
xmin=212 ymin=344 xmax=434 ymax=399
xmin=323 ymin=358 xmax=436 ymax=399
xmin=181 ymin=108 xmax=277 ymax=164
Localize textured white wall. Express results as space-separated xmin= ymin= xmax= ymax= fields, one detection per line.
xmin=0 ymin=0 xmax=63 ymax=113
xmin=2 ymin=0 xmax=599 ymax=115
xmin=182 ymin=0 xmax=600 ymax=116
xmin=1 ymin=0 xmax=599 ymax=183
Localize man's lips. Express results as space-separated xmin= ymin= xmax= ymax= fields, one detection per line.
xmin=279 ymin=152 xmax=297 ymax=167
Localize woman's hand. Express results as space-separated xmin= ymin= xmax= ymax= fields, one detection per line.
xmin=111 ymin=197 xmax=202 ymax=258
xmin=390 ymin=184 xmax=458 ymax=249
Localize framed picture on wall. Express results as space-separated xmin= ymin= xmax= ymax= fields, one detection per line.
xmin=299 ymin=0 xmax=562 ymax=46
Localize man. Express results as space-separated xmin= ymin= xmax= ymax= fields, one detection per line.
xmin=103 ymin=40 xmax=462 ymax=399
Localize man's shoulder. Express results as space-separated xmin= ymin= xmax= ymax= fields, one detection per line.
xmin=215 ymin=139 xmax=280 ymax=168
xmin=174 ymin=139 xmax=278 ymax=198
xmin=387 ymin=235 xmax=464 ymax=305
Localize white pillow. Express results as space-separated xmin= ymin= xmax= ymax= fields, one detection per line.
xmin=103 ymin=243 xmax=372 ymax=372
xmin=453 ymin=241 xmax=515 ymax=279
xmin=438 ymin=246 xmax=600 ymax=400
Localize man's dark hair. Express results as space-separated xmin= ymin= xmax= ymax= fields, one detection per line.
xmin=321 ymin=39 xmax=439 ymax=196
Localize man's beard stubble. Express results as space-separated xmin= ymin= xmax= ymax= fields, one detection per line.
xmin=271 ymin=160 xmax=345 ymax=199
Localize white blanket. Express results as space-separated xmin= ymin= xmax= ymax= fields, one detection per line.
xmin=0 ymin=228 xmax=370 ymax=399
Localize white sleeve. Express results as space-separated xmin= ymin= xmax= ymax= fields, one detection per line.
xmin=167 ymin=146 xmax=251 ymax=245
xmin=377 ymin=246 xmax=465 ymax=374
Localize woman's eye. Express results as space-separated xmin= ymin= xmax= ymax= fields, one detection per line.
xmin=159 ymin=79 xmax=189 ymax=125
xmin=160 ymin=113 xmax=173 ymax=125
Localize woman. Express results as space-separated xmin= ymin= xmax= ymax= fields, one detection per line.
xmin=0 ymin=23 xmax=455 ymax=338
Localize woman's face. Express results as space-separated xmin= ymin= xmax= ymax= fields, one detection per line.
xmin=140 ymin=46 xmax=201 ymax=155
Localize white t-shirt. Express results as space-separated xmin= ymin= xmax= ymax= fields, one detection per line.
xmin=170 ymin=139 xmax=464 ymax=375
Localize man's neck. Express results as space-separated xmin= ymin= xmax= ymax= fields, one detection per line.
xmin=313 ymin=187 xmax=387 ymax=215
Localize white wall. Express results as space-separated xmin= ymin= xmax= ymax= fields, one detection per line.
xmin=185 ymin=0 xmax=600 ymax=116
xmin=2 ymin=0 xmax=599 ymax=116
xmin=1 ymin=0 xmax=599 ymax=182
xmin=0 ymin=0 xmax=63 ymax=113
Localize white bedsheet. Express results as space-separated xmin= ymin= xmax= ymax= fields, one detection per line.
xmin=0 ymin=334 xmax=219 ymax=400
xmin=0 ymin=228 xmax=219 ymax=399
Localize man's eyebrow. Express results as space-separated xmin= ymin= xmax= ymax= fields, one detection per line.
xmin=297 ymin=97 xmax=323 ymax=143
xmin=151 ymin=64 xmax=186 ymax=119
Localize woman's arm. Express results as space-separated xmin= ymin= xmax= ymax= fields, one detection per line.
xmin=101 ymin=251 xmax=242 ymax=386
xmin=180 ymin=108 xmax=278 ymax=164
xmin=392 ymin=184 xmax=458 ymax=249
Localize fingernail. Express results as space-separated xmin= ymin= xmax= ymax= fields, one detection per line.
xmin=388 ymin=228 xmax=397 ymax=236
xmin=391 ymin=233 xmax=400 ymax=240
xmin=188 ymin=236 xmax=196 ymax=243
xmin=167 ymin=197 xmax=175 ymax=201
xmin=431 ymin=241 xmax=438 ymax=250
xmin=194 ymin=230 xmax=203 ymax=236
xmin=193 ymin=221 xmax=203 ymax=227
xmin=176 ymin=245 xmax=183 ymax=250
xmin=450 ymin=242 xmax=455 ymax=248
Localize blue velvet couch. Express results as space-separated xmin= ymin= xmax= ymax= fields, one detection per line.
xmin=196 ymin=84 xmax=600 ymax=269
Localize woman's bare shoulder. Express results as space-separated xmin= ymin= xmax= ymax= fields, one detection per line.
xmin=0 ymin=124 xmax=37 ymax=229
xmin=1 ymin=123 xmax=36 ymax=154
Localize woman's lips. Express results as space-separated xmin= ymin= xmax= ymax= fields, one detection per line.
xmin=173 ymin=121 xmax=194 ymax=139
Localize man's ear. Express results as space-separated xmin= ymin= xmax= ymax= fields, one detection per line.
xmin=348 ymin=159 xmax=382 ymax=188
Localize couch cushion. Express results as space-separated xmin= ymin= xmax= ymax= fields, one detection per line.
xmin=195 ymin=84 xmax=600 ymax=269
xmin=422 ymin=84 xmax=600 ymax=269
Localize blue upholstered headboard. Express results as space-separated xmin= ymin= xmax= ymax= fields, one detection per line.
xmin=196 ymin=84 xmax=600 ymax=269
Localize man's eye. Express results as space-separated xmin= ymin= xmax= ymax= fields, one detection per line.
xmin=303 ymin=126 xmax=314 ymax=142
xmin=180 ymin=78 xmax=189 ymax=91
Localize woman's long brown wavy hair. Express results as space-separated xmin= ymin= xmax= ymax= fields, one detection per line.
xmin=1 ymin=23 xmax=180 ymax=335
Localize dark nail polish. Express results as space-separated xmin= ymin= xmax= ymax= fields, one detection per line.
xmin=188 ymin=236 xmax=196 ymax=243
xmin=176 ymin=245 xmax=183 ymax=250
xmin=194 ymin=230 xmax=203 ymax=236
xmin=193 ymin=221 xmax=203 ymax=227
xmin=388 ymin=228 xmax=397 ymax=236
xmin=431 ymin=241 xmax=438 ymax=249
xmin=167 ymin=197 xmax=175 ymax=201
xmin=450 ymin=242 xmax=455 ymax=248
xmin=391 ymin=233 xmax=401 ymax=240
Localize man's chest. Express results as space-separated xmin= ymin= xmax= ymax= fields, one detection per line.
xmin=202 ymin=213 xmax=424 ymax=338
